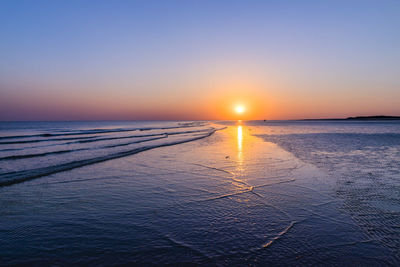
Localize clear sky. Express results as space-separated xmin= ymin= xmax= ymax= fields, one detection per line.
xmin=1 ymin=0 xmax=399 ymax=120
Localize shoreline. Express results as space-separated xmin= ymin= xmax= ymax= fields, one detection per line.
xmin=1 ymin=125 xmax=396 ymax=265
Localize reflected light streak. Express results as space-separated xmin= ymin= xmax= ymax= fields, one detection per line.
xmin=237 ymin=125 xmax=243 ymax=165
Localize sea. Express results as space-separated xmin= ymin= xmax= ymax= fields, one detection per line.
xmin=0 ymin=120 xmax=399 ymax=265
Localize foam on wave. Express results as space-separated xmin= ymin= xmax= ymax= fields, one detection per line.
xmin=0 ymin=122 xmax=222 ymax=186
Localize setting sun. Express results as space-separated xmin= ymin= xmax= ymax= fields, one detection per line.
xmin=235 ymin=105 xmax=245 ymax=114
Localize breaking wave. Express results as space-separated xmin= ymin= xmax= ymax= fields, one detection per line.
xmin=0 ymin=121 xmax=222 ymax=186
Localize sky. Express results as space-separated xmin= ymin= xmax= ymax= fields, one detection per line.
xmin=1 ymin=0 xmax=399 ymax=120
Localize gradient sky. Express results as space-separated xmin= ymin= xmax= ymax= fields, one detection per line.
xmin=1 ymin=0 xmax=399 ymax=120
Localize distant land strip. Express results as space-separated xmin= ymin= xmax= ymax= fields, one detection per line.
xmin=300 ymin=116 xmax=400 ymax=121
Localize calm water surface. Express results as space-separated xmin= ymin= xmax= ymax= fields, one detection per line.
xmin=0 ymin=120 xmax=399 ymax=265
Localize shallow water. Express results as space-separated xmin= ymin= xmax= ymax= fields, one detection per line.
xmin=254 ymin=120 xmax=400 ymax=261
xmin=0 ymin=121 xmax=399 ymax=265
xmin=0 ymin=121 xmax=217 ymax=186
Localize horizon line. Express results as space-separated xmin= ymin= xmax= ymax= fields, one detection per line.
xmin=1 ymin=115 xmax=400 ymax=123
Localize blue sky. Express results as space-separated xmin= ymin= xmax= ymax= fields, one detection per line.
xmin=1 ymin=0 xmax=399 ymax=120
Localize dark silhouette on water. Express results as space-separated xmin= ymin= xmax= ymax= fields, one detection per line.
xmin=346 ymin=115 xmax=400 ymax=120
xmin=303 ymin=115 xmax=400 ymax=121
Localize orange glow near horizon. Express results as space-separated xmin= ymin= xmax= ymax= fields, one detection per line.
xmin=5 ymin=68 xmax=397 ymax=121
xmin=216 ymin=97 xmax=266 ymax=120
xmin=1 ymin=1 xmax=400 ymax=122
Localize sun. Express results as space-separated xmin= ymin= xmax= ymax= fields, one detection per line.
xmin=235 ymin=105 xmax=245 ymax=114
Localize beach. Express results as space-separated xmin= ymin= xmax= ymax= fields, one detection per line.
xmin=1 ymin=121 xmax=399 ymax=265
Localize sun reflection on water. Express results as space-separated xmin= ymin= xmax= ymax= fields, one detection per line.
xmin=237 ymin=125 xmax=243 ymax=166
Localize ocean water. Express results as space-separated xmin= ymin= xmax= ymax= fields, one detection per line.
xmin=0 ymin=121 xmax=217 ymax=186
xmin=0 ymin=120 xmax=399 ymax=265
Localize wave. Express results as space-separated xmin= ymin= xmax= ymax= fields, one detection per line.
xmin=67 ymin=128 xmax=214 ymax=145
xmin=0 ymin=135 xmax=98 ymax=145
xmin=0 ymin=128 xmax=213 ymax=153
xmin=0 ymin=127 xmax=212 ymax=147
xmin=0 ymin=122 xmax=206 ymax=141
xmin=0 ymin=135 xmax=169 ymax=161
xmin=0 ymin=128 xmax=220 ymax=187
xmin=0 ymin=149 xmax=85 ymax=160
xmin=0 ymin=133 xmax=167 ymax=152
